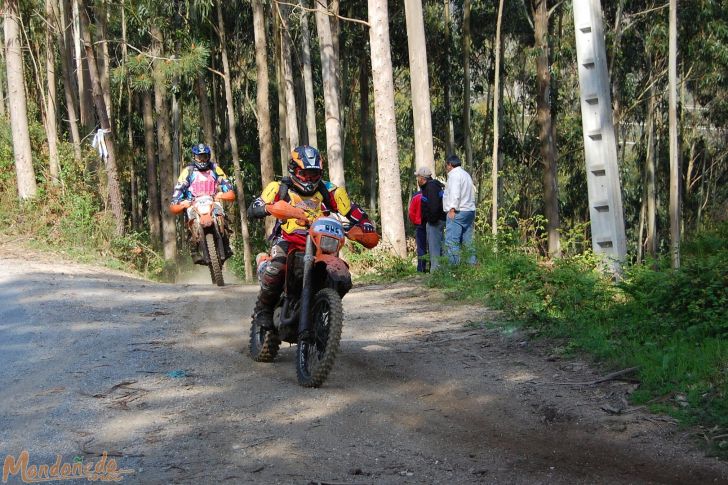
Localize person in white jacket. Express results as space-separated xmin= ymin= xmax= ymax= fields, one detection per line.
xmin=442 ymin=155 xmax=477 ymax=266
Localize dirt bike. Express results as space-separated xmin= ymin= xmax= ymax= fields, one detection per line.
xmin=170 ymin=191 xmax=235 ymax=286
xmin=250 ymin=200 xmax=379 ymax=387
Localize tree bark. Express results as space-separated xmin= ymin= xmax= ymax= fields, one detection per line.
xmin=95 ymin=0 xmax=112 ymax=123
xmin=58 ymin=0 xmax=82 ymax=162
xmin=645 ymin=67 xmax=657 ymax=259
xmin=143 ymin=91 xmax=162 ymax=248
xmin=279 ymin=6 xmax=299 ymax=149
xmin=252 ymin=0 xmax=275 ymax=188
xmin=668 ymin=0 xmax=680 ymax=269
xmin=368 ymin=0 xmax=406 ymax=257
xmin=217 ymin=0 xmax=253 ymax=281
xmin=300 ymin=0 xmax=318 ymax=148
xmin=151 ymin=25 xmax=176 ymax=260
xmin=491 ymin=0 xmax=505 ymax=235
xmin=443 ymin=0 xmax=454 ymax=157
xmin=462 ymin=0 xmax=472 ymax=168
xmin=195 ymin=74 xmax=216 ymax=161
xmin=273 ymin=12 xmax=289 ymax=175
xmin=72 ymin=0 xmax=93 ymax=130
xmin=4 ymin=0 xmax=37 ymax=200
xmin=359 ymin=56 xmax=371 ymax=208
xmin=46 ymin=0 xmax=60 ymax=182
xmin=533 ymin=0 xmax=560 ymax=257
xmin=315 ymin=1 xmax=345 ymax=187
xmin=78 ymin=0 xmax=124 ymax=235
xmin=404 ymin=0 xmax=435 ymax=175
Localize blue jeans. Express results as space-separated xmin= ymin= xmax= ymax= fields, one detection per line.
xmin=445 ymin=210 xmax=476 ymax=265
xmin=415 ymin=225 xmax=428 ymax=272
xmin=426 ymin=220 xmax=445 ymax=271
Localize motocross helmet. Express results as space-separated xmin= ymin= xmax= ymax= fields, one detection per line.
xmin=191 ymin=143 xmax=212 ymax=171
xmin=288 ymin=145 xmax=323 ymax=195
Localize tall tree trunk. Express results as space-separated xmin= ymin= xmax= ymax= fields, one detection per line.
xmin=0 ymin=42 xmax=5 ymax=118
xmin=273 ymin=12 xmax=289 ymax=175
xmin=171 ymin=90 xmax=181 ymax=180
xmin=78 ymin=0 xmax=124 ymax=235
xmin=252 ymin=0 xmax=274 ymax=187
xmin=300 ymin=0 xmax=318 ymax=148
xmin=4 ymin=0 xmax=37 ymax=200
xmin=404 ymin=0 xmax=435 ymax=175
xmin=58 ymin=0 xmax=82 ymax=161
xmin=72 ymin=0 xmax=93 ymax=130
xmin=151 ymin=25 xmax=176 ymax=260
xmin=279 ymin=6 xmax=299 ymax=149
xmin=46 ymin=0 xmax=60 ymax=182
xmin=668 ymin=0 xmax=680 ymax=269
xmin=143 ymin=91 xmax=162 ymax=249
xmin=462 ymin=0 xmax=472 ymax=167
xmin=645 ymin=71 xmax=657 ymax=259
xmin=491 ymin=0 xmax=505 ymax=235
xmin=195 ymin=75 xmax=216 ymax=161
xmin=533 ymin=0 xmax=560 ymax=257
xmin=315 ymin=1 xmax=345 ymax=187
xmin=610 ymin=0 xmax=625 ymax=155
xmin=96 ymin=0 xmax=112 ymax=123
xmin=443 ymin=0 xmax=454 ymax=157
xmin=359 ymin=56 xmax=371 ymax=207
xmin=368 ymin=0 xmax=406 ymax=257
xmin=217 ymin=0 xmax=253 ymax=281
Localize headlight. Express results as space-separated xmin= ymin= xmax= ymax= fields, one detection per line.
xmin=319 ymin=235 xmax=340 ymax=254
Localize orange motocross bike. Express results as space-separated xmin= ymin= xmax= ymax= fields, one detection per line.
xmin=171 ymin=191 xmax=235 ymax=286
xmin=250 ymin=200 xmax=379 ymax=387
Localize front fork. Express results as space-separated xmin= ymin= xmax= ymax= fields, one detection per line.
xmin=297 ymin=235 xmax=315 ymax=342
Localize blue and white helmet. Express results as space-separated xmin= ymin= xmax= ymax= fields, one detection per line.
xmin=191 ymin=143 xmax=212 ymax=171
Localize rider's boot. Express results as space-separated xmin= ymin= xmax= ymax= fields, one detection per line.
xmin=190 ymin=242 xmax=205 ymax=264
xmin=252 ymin=290 xmax=278 ymax=330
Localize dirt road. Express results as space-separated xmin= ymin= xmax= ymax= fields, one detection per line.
xmin=1 ymin=251 xmax=726 ymax=484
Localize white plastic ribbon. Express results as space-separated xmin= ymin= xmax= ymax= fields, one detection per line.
xmin=91 ymin=128 xmax=111 ymax=160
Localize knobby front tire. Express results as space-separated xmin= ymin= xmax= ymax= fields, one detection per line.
xmin=296 ymin=288 xmax=343 ymax=388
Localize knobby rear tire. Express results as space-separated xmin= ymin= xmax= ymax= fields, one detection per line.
xmin=206 ymin=232 xmax=225 ymax=286
xmin=249 ymin=319 xmax=280 ymax=362
xmin=296 ymin=288 xmax=343 ymax=388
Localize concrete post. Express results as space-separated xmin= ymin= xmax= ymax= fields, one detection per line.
xmin=573 ymin=0 xmax=627 ymax=271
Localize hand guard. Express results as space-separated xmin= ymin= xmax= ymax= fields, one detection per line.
xmin=361 ymin=222 xmax=375 ymax=233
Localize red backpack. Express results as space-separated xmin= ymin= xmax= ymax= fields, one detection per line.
xmin=408 ymin=192 xmax=422 ymax=226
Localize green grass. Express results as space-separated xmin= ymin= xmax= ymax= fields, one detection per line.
xmin=428 ymin=225 xmax=728 ymax=454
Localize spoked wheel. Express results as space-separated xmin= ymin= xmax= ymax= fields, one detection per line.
xmin=205 ymin=232 xmax=225 ymax=286
xmin=296 ymin=288 xmax=343 ymax=387
xmin=249 ymin=308 xmax=281 ymax=362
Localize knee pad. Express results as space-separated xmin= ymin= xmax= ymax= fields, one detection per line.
xmin=259 ymin=260 xmax=285 ymax=291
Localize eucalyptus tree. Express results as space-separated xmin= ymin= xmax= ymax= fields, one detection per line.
xmin=491 ymin=0 xmax=505 ymax=235
xmin=668 ymin=0 xmax=680 ymax=268
xmin=279 ymin=4 xmax=300 ymax=149
xmin=78 ymin=0 xmax=125 ymax=236
xmin=462 ymin=0 xmax=472 ymax=168
xmin=315 ymin=0 xmax=345 ymax=187
xmin=216 ymin=0 xmax=253 ymax=280
xmin=4 ymin=0 xmax=38 ymax=200
xmin=45 ymin=0 xmax=60 ymax=182
xmin=57 ymin=0 xmax=82 ymax=162
xmin=368 ymin=0 xmax=406 ymax=257
xmin=252 ymin=0 xmax=275 ymax=187
xmin=403 ymin=0 xmax=434 ymax=174
xmin=530 ymin=0 xmax=560 ymax=257
xmin=299 ymin=1 xmax=318 ymax=148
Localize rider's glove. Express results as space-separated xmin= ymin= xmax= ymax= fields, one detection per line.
xmin=361 ymin=222 xmax=375 ymax=233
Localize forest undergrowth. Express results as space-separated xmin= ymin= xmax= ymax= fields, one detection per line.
xmin=427 ymin=221 xmax=728 ymax=456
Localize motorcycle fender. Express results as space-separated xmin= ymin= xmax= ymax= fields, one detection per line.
xmin=316 ymin=255 xmax=352 ymax=297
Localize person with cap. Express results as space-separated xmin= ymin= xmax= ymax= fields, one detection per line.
xmin=415 ymin=166 xmax=446 ymax=271
xmin=443 ymin=155 xmax=477 ymax=266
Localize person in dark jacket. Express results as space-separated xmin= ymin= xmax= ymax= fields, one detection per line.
xmin=415 ymin=166 xmax=446 ymax=271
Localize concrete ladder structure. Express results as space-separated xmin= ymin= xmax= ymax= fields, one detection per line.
xmin=573 ymin=0 xmax=627 ymax=270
